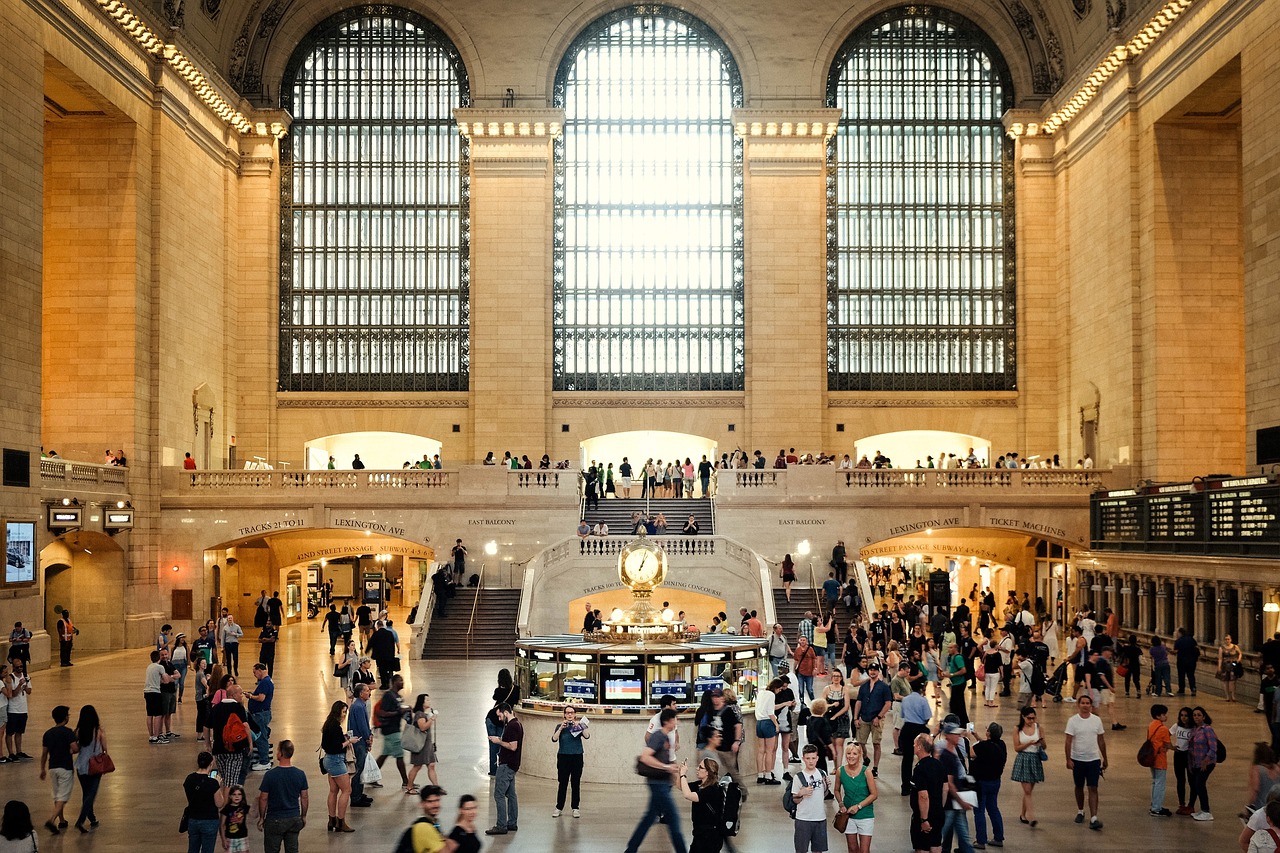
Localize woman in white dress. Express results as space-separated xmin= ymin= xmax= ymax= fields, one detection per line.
xmin=1040 ymin=616 xmax=1060 ymax=665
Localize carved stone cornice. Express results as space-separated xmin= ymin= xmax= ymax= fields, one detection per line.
xmin=454 ymin=108 xmax=565 ymax=139
xmin=732 ymin=108 xmax=841 ymax=140
xmin=553 ymin=395 xmax=744 ymax=409
xmin=828 ymin=395 xmax=1019 ymax=408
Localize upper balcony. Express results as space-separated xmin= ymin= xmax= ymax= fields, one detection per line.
xmin=715 ymin=465 xmax=1112 ymax=498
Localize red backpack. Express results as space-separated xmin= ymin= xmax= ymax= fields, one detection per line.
xmin=222 ymin=711 xmax=250 ymax=749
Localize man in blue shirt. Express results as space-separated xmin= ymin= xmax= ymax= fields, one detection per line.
xmin=348 ymin=684 xmax=373 ymax=807
xmin=853 ymin=664 xmax=895 ymax=777
xmin=256 ymin=739 xmax=308 ymax=853
xmin=898 ymin=678 xmax=934 ymax=796
xmin=247 ymin=664 xmax=274 ymax=770
xmin=822 ymin=573 xmax=841 ymax=610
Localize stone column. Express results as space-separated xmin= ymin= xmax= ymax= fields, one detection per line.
xmin=456 ymin=109 xmax=563 ymax=457
xmin=733 ymin=109 xmax=839 ymax=452
xmin=1218 ymin=583 xmax=1236 ymax=646
xmin=1137 ymin=578 xmax=1151 ymax=634
xmin=1240 ymin=589 xmax=1257 ymax=652
xmin=1194 ymin=585 xmax=1210 ymax=645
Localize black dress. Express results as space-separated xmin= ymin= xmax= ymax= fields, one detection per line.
xmin=690 ymin=783 xmax=726 ymax=853
xmin=448 ymin=825 xmax=481 ymax=853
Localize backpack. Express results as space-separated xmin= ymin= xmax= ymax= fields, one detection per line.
xmin=221 ymin=711 xmax=249 ymax=749
xmin=1137 ymin=739 xmax=1156 ymax=768
xmin=393 ymin=817 xmax=445 ymax=853
xmin=719 ymin=781 xmax=742 ymax=836
xmin=783 ymin=769 xmax=827 ymax=818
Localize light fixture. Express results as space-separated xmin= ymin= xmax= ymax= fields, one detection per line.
xmin=1264 ymin=602 xmax=1280 ymax=613
xmin=797 ymin=540 xmax=811 ymax=556
xmin=610 ymin=607 xmax=625 ymax=621
xmin=484 ymin=541 xmax=498 ymax=556
xmin=171 ymin=565 xmax=180 ymax=573
xmin=116 ymin=500 xmax=132 ymax=509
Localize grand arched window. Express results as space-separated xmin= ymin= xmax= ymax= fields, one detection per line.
xmin=280 ymin=9 xmax=469 ymax=392
xmin=827 ymin=8 xmax=1015 ymax=392
xmin=553 ymin=6 xmax=744 ymax=391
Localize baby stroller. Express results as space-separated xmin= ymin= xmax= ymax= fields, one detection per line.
xmin=1044 ymin=660 xmax=1071 ymax=702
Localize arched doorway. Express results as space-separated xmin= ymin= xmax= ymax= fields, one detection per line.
xmin=855 ymin=430 xmax=992 ymax=468
xmin=40 ymin=531 xmax=127 ymax=653
xmin=579 ymin=430 xmax=717 ymax=473
xmin=304 ymin=431 xmax=443 ymax=470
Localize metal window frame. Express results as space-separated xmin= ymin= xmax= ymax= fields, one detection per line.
xmin=551 ymin=4 xmax=745 ymax=392
xmin=279 ymin=6 xmax=471 ymax=392
xmin=825 ymin=6 xmax=1016 ymax=392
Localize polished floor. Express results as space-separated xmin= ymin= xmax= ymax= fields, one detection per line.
xmin=2 ymin=615 xmax=1266 ymax=852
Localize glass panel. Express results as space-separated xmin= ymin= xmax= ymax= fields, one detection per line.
xmin=280 ymin=10 xmax=470 ymax=391
xmin=827 ymin=8 xmax=1015 ymax=391
xmin=552 ymin=6 xmax=745 ymax=391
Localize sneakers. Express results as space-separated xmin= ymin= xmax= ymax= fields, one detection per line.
xmin=251 ymin=762 xmax=272 ymax=772
xmin=14 ymin=752 xmax=32 ymax=761
xmin=1074 ymin=812 xmax=1085 ymax=824
xmin=1192 ymin=812 xmax=1214 ymax=821
xmin=764 ymin=776 xmax=782 ymax=785
xmin=148 ymin=736 xmax=169 ymax=745
xmin=1150 ymin=808 xmax=1173 ymax=817
xmin=552 ymin=809 xmax=562 ymax=818
xmin=572 ymin=809 xmax=580 ymax=819
xmin=1089 ymin=818 xmax=1103 ymax=831
xmin=164 ymin=732 xmax=181 ymax=738
xmin=1176 ymin=806 xmax=1192 ymax=815
xmin=484 ymin=827 xmax=508 ymax=836
xmin=1111 ymin=723 xmax=1127 ymax=731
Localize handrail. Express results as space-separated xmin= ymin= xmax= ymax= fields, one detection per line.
xmin=465 ymin=562 xmax=486 ymax=661
xmin=808 ymin=560 xmax=824 ymax=617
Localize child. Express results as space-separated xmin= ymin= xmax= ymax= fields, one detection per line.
xmin=220 ymin=784 xmax=251 ymax=852
xmin=1147 ymin=704 xmax=1173 ymax=816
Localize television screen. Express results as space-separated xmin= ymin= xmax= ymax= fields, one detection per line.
xmin=602 ymin=666 xmax=643 ymax=703
xmin=5 ymin=521 xmax=35 ymax=584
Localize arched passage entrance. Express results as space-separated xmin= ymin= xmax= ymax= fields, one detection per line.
xmin=40 ymin=531 xmax=127 ymax=653
xmin=304 ymin=431 xmax=443 ymax=470
xmin=578 ymin=430 xmax=717 ymax=472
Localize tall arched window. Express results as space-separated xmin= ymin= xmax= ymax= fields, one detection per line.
xmin=280 ymin=9 xmax=469 ymax=392
xmin=827 ymin=7 xmax=1015 ymax=392
xmin=553 ymin=6 xmax=744 ymax=392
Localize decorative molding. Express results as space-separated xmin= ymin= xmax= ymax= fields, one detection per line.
xmin=277 ymin=397 xmax=469 ymax=409
xmin=747 ymin=156 xmax=826 ymax=177
xmin=732 ymin=108 xmax=841 ymax=140
xmin=828 ymin=396 xmax=1019 ymax=408
xmin=455 ymin=108 xmax=565 ymax=139
xmin=553 ymin=396 xmax=744 ymax=408
xmin=239 ymin=155 xmax=275 ymax=177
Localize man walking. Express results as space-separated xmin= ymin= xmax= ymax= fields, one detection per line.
xmin=256 ymin=739 xmax=308 ymax=853
xmin=348 ymin=684 xmax=374 ymax=807
xmin=38 ymin=705 xmax=76 ymax=834
xmin=393 ymin=785 xmax=448 ymax=853
xmin=624 ymin=708 xmax=686 ymax=853
xmin=1064 ymin=693 xmax=1107 ymax=831
xmin=486 ymin=702 xmax=524 ymax=836
xmin=258 ymin=620 xmax=278 ymax=677
xmin=911 ymin=732 xmax=945 ymax=853
xmin=247 ymin=663 xmax=274 ymax=771
xmin=938 ymin=721 xmax=976 ymax=853
xmin=899 ymin=680 xmax=932 ymax=796
xmin=221 ymin=613 xmax=243 ymax=677
xmin=853 ymin=664 xmax=894 ymax=777
xmin=55 ymin=611 xmax=77 ymax=667
xmin=1173 ymin=627 xmax=1199 ymax=696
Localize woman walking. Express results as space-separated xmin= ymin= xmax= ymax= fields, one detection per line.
xmin=754 ymin=678 xmax=781 ymax=785
xmin=1189 ymin=705 xmax=1220 ymax=821
xmin=552 ymin=704 xmax=589 ymax=817
xmin=1120 ymin=634 xmax=1142 ymax=697
xmin=1245 ymin=743 xmax=1280 ymax=817
xmin=446 ymin=794 xmax=481 ymax=853
xmin=837 ymin=742 xmax=877 ymax=853
xmin=824 ymin=669 xmax=852 ymax=763
xmin=1171 ymin=706 xmax=1194 ymax=814
xmin=0 ymin=800 xmax=37 ymax=852
xmin=677 ymin=757 xmax=728 ymax=853
xmin=972 ymin=722 xmax=1007 ymax=848
xmin=982 ymin=638 xmax=1002 ymax=707
xmin=172 ymin=634 xmax=190 ymax=703
xmin=320 ymin=701 xmax=357 ymax=832
xmin=780 ymin=554 xmax=796 ymax=603
xmin=404 ymin=693 xmax=440 ymax=795
xmin=1010 ymin=706 xmax=1045 ymax=826
xmin=71 ymin=705 xmax=106 ymax=833
xmin=337 ymin=641 xmax=360 ymax=694
xmin=193 ymin=658 xmax=211 ymax=741
xmin=925 ymin=638 xmax=944 ymax=705
xmin=1219 ymin=636 xmax=1244 ymax=703
xmin=947 ymin=642 xmax=970 ymax=726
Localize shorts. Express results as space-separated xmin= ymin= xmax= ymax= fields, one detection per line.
xmin=6 ymin=712 xmax=26 ymax=735
xmin=321 ymin=753 xmax=348 ymax=776
xmin=381 ymin=731 xmax=402 ymax=756
xmin=621 ymin=477 xmax=632 ymax=489
xmin=756 ymin=719 xmax=778 ymax=739
xmin=50 ymin=767 xmax=74 ymax=802
xmin=1097 ymin=688 xmax=1114 ymax=706
xmin=165 ymin=692 xmax=178 ymax=714
xmin=844 ymin=816 xmax=874 ymax=836
xmin=228 ymin=839 xmax=249 ymax=853
xmin=910 ymin=817 xmax=942 ymax=851
xmin=855 ymin=719 xmax=883 ymax=747
xmin=144 ymin=692 xmax=164 ymax=717
xmin=793 ymin=817 xmax=829 ymax=853
xmin=0 ymin=708 xmax=7 ymax=729
xmin=1072 ymin=758 xmax=1102 ymax=788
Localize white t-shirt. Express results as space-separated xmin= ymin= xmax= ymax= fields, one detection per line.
xmin=6 ymin=675 xmax=29 ymax=714
xmin=1079 ymin=619 xmax=1096 ymax=642
xmin=1249 ymin=821 xmax=1280 ymax=853
xmin=791 ymin=770 xmax=831 ymax=821
xmin=1065 ymin=713 xmax=1105 ymax=761
xmin=755 ymin=690 xmax=776 ymax=721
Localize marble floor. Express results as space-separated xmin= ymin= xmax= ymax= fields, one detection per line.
xmin=2 ymin=616 xmax=1265 ymax=852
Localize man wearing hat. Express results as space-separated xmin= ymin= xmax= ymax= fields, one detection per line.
xmin=709 ymin=687 xmax=747 ymax=794
xmin=853 ymin=663 xmax=894 ymax=777
xmin=938 ymin=721 xmax=977 ymax=853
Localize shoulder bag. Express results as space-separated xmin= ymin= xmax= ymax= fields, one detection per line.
xmin=832 ymin=767 xmax=851 ymax=832
xmin=401 ymin=714 xmax=428 ymax=754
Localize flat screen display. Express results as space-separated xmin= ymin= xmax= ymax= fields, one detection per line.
xmin=564 ymin=678 xmax=597 ymax=700
xmin=5 ymin=521 xmax=36 ymax=584
xmin=602 ymin=665 xmax=644 ymax=703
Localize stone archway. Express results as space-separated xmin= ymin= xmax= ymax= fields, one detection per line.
xmin=40 ymin=531 xmax=127 ymax=653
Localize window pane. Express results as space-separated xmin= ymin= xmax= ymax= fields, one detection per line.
xmin=280 ymin=10 xmax=470 ymax=392
xmin=552 ymin=6 xmax=744 ymax=392
xmin=827 ymin=8 xmax=1015 ymax=391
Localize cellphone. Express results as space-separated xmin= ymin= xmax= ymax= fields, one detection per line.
xmin=209 ymin=769 xmax=219 ymax=779
xmin=966 ymin=723 xmax=975 ymax=732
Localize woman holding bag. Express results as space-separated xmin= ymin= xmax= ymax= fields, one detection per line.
xmin=836 ymin=741 xmax=877 ymax=853
xmin=320 ymin=701 xmax=357 ymax=833
xmin=72 ymin=705 xmax=108 ymax=833
xmin=403 ymin=693 xmax=440 ymax=795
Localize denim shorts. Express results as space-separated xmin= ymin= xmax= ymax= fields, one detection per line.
xmin=756 ymin=719 xmax=778 ymax=739
xmin=322 ymin=753 xmax=348 ymax=776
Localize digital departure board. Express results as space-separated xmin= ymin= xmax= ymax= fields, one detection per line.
xmin=1095 ymin=494 xmax=1144 ymax=542
xmin=1208 ymin=486 xmax=1280 ymax=541
xmin=1091 ymin=478 xmax=1280 ymax=556
xmin=1147 ymin=492 xmax=1205 ymax=541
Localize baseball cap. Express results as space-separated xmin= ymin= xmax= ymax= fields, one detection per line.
xmin=708 ymin=687 xmax=724 ymax=697
xmin=941 ymin=721 xmax=965 ymax=735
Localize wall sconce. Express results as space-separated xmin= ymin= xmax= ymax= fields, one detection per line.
xmin=484 ymin=541 xmax=498 ymax=556
xmin=171 ymin=565 xmax=180 ymax=573
xmin=116 ymin=500 xmax=132 ymax=509
xmin=797 ymin=540 xmax=811 ymax=557
xmin=61 ymin=497 xmax=80 ymax=507
xmin=1264 ymin=602 xmax=1280 ymax=613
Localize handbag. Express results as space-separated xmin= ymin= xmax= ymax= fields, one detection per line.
xmin=1037 ymin=748 xmax=1049 ymax=762
xmin=1116 ymin=664 xmax=1129 ymax=679
xmin=178 ymin=807 xmax=189 ymax=834
xmin=332 ymin=663 xmax=344 ymax=678
xmin=635 ymin=756 xmax=670 ymax=780
xmin=401 ymin=717 xmax=428 ymax=754
xmin=833 ymin=811 xmax=850 ymax=833
xmin=88 ymin=750 xmax=116 ymax=775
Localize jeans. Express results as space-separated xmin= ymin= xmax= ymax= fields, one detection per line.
xmin=1174 ymin=749 xmax=1189 ymax=806
xmin=556 ymin=753 xmax=584 ymax=809
xmin=797 ymin=674 xmax=815 ymax=704
xmin=949 ymin=682 xmax=969 ymax=726
xmin=486 ymin=719 xmax=502 ymax=774
xmin=351 ymin=739 xmax=368 ymax=801
xmin=1124 ymin=666 xmax=1141 ymax=695
xmin=263 ymin=815 xmax=305 ymax=853
xmin=252 ymin=710 xmax=272 ymax=764
xmin=942 ymin=806 xmax=976 ymax=853
xmin=1151 ymin=767 xmax=1167 ymax=811
xmin=1152 ymin=663 xmax=1172 ymax=696
xmin=175 ymin=660 xmax=189 ymax=701
xmin=224 ymin=642 xmax=240 ymax=677
xmin=625 ymin=781 xmax=688 ymax=853
xmin=1177 ymin=659 xmax=1197 ymax=693
xmin=824 ymin=645 xmax=837 ymax=668
xmin=76 ymin=773 xmax=101 ymax=825
xmin=187 ymin=817 xmax=220 ymax=853
xmin=974 ymin=779 xmax=1003 ymax=844
xmin=1189 ymin=764 xmax=1214 ymax=812
xmin=770 ymin=656 xmax=785 ymax=679
xmin=495 ymin=764 xmax=518 ymax=828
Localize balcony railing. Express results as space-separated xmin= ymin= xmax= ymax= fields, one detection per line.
xmin=721 ymin=467 xmax=1108 ymax=492
xmin=40 ymin=459 xmax=130 ymax=491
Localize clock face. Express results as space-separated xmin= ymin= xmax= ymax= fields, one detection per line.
xmin=621 ymin=545 xmax=664 ymax=586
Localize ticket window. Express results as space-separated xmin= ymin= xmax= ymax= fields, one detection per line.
xmin=560 ymin=654 xmax=598 ymax=703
